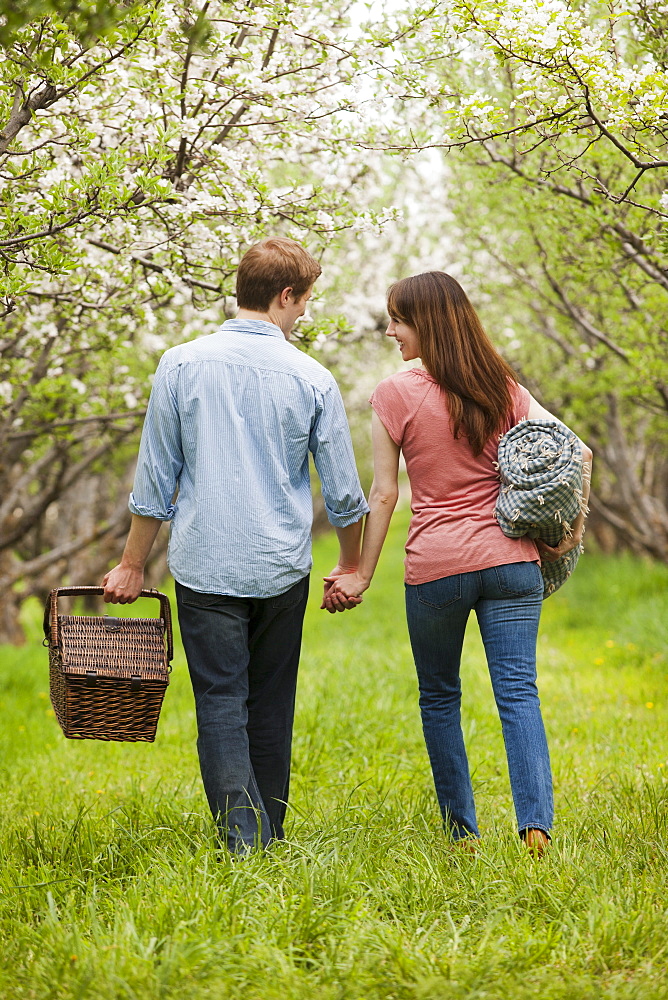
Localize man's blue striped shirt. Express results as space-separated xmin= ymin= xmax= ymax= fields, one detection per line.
xmin=129 ymin=319 xmax=369 ymax=597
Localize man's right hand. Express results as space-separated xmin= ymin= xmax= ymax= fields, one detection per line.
xmin=321 ymin=564 xmax=364 ymax=613
xmin=321 ymin=567 xmax=369 ymax=613
xmin=102 ymin=563 xmax=144 ymax=604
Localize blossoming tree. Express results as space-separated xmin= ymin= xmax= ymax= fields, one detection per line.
xmin=2 ymin=0 xmax=667 ymax=640
xmin=0 ymin=0 xmax=410 ymax=638
xmin=374 ymin=0 xmax=668 ymax=559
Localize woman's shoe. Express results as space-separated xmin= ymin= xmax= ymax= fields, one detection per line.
xmin=522 ymin=828 xmax=550 ymax=857
xmin=456 ymin=838 xmax=479 ymax=853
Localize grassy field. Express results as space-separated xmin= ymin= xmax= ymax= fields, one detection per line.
xmin=1 ymin=510 xmax=667 ymax=999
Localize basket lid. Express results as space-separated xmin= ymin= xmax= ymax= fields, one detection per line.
xmin=57 ymin=615 xmax=170 ymax=681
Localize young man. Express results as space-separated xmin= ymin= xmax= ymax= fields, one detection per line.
xmin=103 ymin=238 xmax=368 ymax=853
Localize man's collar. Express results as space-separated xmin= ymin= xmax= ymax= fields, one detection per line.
xmin=220 ymin=318 xmax=284 ymax=339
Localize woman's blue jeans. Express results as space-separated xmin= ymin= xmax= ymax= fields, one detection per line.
xmin=405 ymin=561 xmax=552 ymax=840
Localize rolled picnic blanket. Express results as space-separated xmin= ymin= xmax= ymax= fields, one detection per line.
xmin=495 ymin=418 xmax=588 ymax=598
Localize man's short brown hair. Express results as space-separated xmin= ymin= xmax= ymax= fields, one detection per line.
xmin=236 ymin=237 xmax=322 ymax=311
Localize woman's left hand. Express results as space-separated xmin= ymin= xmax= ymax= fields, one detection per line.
xmin=321 ymin=571 xmax=369 ymax=613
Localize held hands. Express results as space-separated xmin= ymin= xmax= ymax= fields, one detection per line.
xmin=102 ymin=563 xmax=144 ymax=604
xmin=321 ymin=566 xmax=370 ymax=614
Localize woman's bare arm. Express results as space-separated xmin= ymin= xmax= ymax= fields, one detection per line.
xmin=323 ymin=412 xmax=400 ymax=608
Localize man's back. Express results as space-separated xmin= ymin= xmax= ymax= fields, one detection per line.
xmin=130 ymin=318 xmax=367 ymax=597
xmin=104 ymin=236 xmax=367 ymax=855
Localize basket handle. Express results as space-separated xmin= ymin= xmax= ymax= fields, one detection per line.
xmin=43 ymin=586 xmax=174 ymax=662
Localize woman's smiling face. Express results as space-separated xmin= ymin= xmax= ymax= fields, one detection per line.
xmin=385 ymin=315 xmax=420 ymax=362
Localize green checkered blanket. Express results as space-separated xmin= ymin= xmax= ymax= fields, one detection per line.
xmin=495 ymin=418 xmax=587 ymax=598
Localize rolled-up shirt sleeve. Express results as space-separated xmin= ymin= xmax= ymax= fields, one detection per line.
xmin=128 ymin=357 xmax=183 ymax=521
xmin=309 ymin=380 xmax=369 ymax=527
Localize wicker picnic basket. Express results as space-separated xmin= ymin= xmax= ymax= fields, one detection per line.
xmin=44 ymin=586 xmax=173 ymax=742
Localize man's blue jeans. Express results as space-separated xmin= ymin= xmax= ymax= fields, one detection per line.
xmin=405 ymin=561 xmax=552 ymax=840
xmin=176 ymin=576 xmax=309 ymax=853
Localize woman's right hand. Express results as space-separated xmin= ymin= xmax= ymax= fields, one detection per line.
xmin=536 ymin=531 xmax=582 ymax=563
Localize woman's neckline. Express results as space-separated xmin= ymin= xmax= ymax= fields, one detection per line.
xmin=408 ymin=366 xmax=437 ymax=383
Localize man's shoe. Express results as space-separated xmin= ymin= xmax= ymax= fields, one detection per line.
xmin=450 ymin=836 xmax=480 ymax=855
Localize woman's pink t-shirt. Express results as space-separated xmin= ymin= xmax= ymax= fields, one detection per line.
xmin=370 ymin=369 xmax=539 ymax=584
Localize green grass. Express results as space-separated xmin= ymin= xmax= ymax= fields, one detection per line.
xmin=1 ymin=510 xmax=667 ymax=999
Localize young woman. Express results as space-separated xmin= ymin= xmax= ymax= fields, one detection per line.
xmin=324 ymin=271 xmax=592 ymax=852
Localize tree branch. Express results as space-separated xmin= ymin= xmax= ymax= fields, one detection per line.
xmin=610 ymin=231 xmax=668 ymax=293
xmin=212 ymin=104 xmax=248 ymax=144
xmin=0 ymin=444 xmax=65 ymax=530
xmin=533 ymin=250 xmax=630 ymax=361
xmin=2 ymin=503 xmax=130 ymax=589
xmin=474 ymin=147 xmax=668 ymax=293
xmin=0 ymin=210 xmax=97 ymax=248
xmin=582 ymin=89 xmax=668 ymax=170
xmin=0 ymin=82 xmax=57 ymax=155
xmin=0 ymin=14 xmax=156 ymax=156
xmin=86 ymin=239 xmax=221 ymax=292
xmin=6 ymin=409 xmax=147 ymax=441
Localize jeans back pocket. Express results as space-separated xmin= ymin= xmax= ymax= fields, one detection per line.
xmin=494 ymin=561 xmax=543 ymax=597
xmin=415 ymin=575 xmax=462 ymax=609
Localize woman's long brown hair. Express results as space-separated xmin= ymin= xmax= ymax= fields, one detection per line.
xmin=387 ymin=271 xmax=518 ymax=456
